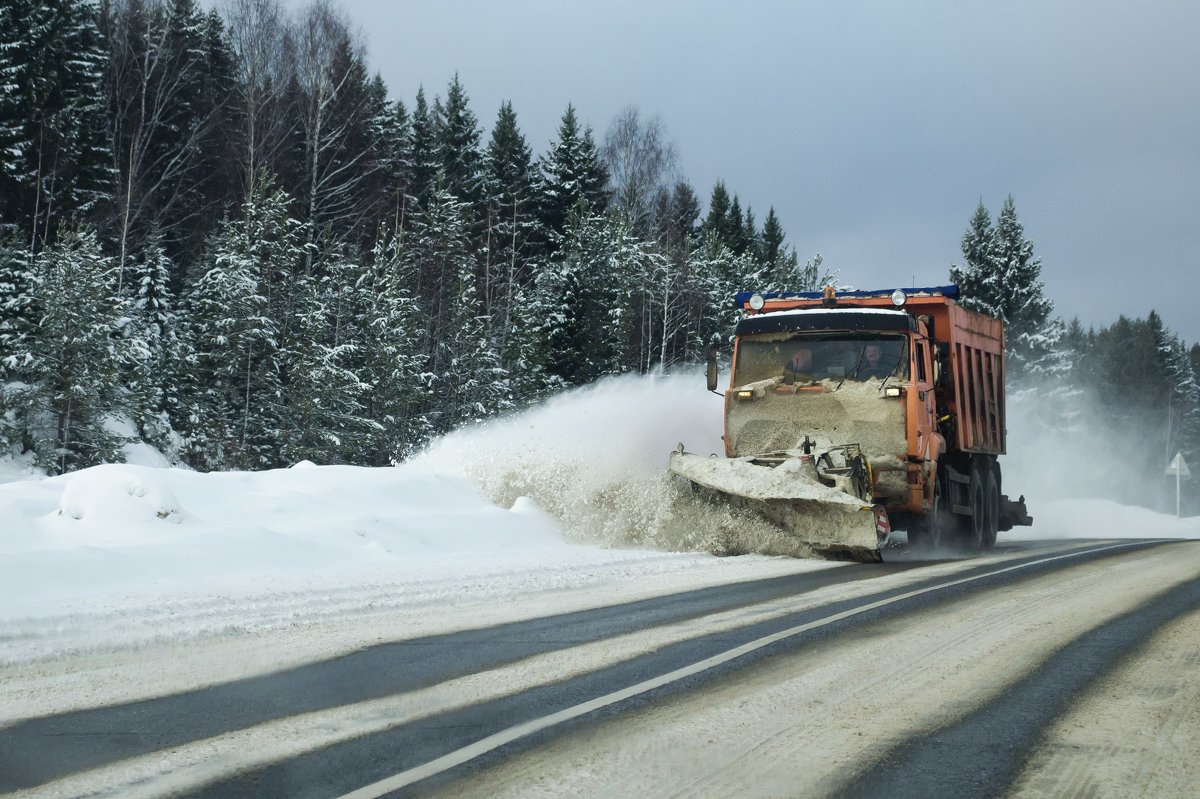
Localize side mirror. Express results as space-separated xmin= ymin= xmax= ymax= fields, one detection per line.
xmin=706 ymin=348 xmax=719 ymax=392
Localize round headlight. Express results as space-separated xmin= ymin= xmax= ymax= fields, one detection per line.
xmin=890 ymin=289 xmax=907 ymax=307
xmin=748 ymin=293 xmax=765 ymax=310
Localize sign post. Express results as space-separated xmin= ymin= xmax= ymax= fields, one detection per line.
xmin=1166 ymin=453 xmax=1191 ymax=518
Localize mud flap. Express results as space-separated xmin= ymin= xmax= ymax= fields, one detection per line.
xmin=999 ymin=493 xmax=1033 ymax=531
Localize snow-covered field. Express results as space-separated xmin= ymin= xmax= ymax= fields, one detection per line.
xmin=2 ymin=373 xmax=1197 ymax=671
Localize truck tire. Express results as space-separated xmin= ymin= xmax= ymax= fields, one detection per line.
xmin=982 ymin=465 xmax=1000 ymax=548
xmin=909 ymin=472 xmax=950 ymax=551
xmin=961 ymin=464 xmax=987 ymax=551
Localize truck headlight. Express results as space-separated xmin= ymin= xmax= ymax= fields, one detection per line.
xmin=884 ymin=386 xmax=903 ymax=398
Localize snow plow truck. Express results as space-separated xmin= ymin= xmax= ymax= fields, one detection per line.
xmin=670 ymin=285 xmax=1032 ymax=561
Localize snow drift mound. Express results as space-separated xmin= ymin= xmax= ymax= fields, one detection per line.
xmin=57 ymin=465 xmax=182 ymax=526
xmin=412 ymin=372 xmax=812 ymax=557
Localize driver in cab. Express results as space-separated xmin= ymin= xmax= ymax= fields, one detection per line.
xmin=859 ymin=342 xmax=894 ymax=380
xmin=785 ymin=346 xmax=818 ymax=384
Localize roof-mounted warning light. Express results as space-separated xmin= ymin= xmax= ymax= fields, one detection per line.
xmin=822 ymin=285 xmax=837 ymax=307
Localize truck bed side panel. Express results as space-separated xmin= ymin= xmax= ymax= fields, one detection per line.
xmin=946 ymin=304 xmax=1006 ymax=455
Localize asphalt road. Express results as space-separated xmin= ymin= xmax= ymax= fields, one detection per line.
xmin=2 ymin=538 xmax=1197 ymax=798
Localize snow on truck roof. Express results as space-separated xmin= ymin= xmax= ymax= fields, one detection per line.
xmin=734 ymin=285 xmax=959 ymax=306
xmin=736 ymin=307 xmax=919 ymax=336
xmin=761 ymin=307 xmax=910 ymax=318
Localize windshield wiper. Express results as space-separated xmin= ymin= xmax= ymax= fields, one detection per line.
xmin=836 ymin=345 xmax=867 ymax=391
xmin=877 ymin=354 xmax=905 ymax=392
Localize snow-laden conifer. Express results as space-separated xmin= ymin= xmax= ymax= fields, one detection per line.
xmin=950 ymin=197 xmax=1055 ymax=379
xmin=179 ymin=176 xmax=297 ymax=469
xmin=406 ymin=178 xmax=509 ymax=433
xmin=535 ymin=105 xmax=610 ymax=255
xmin=359 ymin=232 xmax=431 ymax=463
xmin=10 ymin=229 xmax=129 ymax=472
xmin=277 ymin=253 xmax=373 ymax=465
xmin=536 ymin=202 xmax=638 ymax=386
xmin=123 ymin=231 xmax=183 ymax=453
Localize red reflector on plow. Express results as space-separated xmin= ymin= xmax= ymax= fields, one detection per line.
xmin=873 ymin=506 xmax=890 ymax=536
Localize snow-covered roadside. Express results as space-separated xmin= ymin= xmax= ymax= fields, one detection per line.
xmin=0 ymin=374 xmax=835 ymax=674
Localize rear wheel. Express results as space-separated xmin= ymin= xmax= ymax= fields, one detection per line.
xmin=960 ymin=465 xmax=987 ymax=551
xmin=982 ymin=464 xmax=1000 ymax=548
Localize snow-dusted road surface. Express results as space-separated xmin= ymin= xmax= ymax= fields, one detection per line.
xmin=432 ymin=539 xmax=1200 ymax=799
xmin=3 ymin=538 xmax=1197 ymax=799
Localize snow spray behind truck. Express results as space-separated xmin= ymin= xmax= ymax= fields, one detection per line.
xmin=670 ymin=285 xmax=1032 ymax=561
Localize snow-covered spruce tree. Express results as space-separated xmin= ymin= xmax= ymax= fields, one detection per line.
xmin=11 ymin=229 xmax=130 ymax=472
xmin=690 ymin=232 xmax=756 ymax=353
xmin=0 ymin=0 xmax=112 ymax=248
xmin=0 ymin=237 xmax=37 ymax=452
xmin=702 ymin=182 xmax=734 ymax=251
xmin=949 ymin=196 xmax=1054 ymax=380
xmin=481 ymin=102 xmax=556 ymax=405
xmin=0 ymin=237 xmax=36 ymax=370
xmin=501 ymin=284 xmax=561 ymax=406
xmin=1162 ymin=332 xmax=1200 ymax=487
xmin=406 ymin=179 xmax=508 ymax=434
xmin=949 ymin=201 xmax=995 ymax=307
xmin=179 ymin=176 xmax=299 ymax=470
xmin=370 ymin=87 xmax=413 ymax=241
xmin=276 ymin=253 xmax=372 ymax=465
xmin=482 ymin=102 xmax=538 ymax=360
xmin=359 ymin=233 xmax=432 ymax=463
xmin=535 ymin=202 xmax=637 ymax=386
xmin=406 ymin=86 xmax=439 ymax=211
xmin=436 ymin=74 xmax=484 ymax=211
xmin=535 ymin=104 xmax=609 ymax=259
xmin=123 ymin=230 xmax=184 ymax=453
xmin=725 ymin=195 xmax=754 ymax=259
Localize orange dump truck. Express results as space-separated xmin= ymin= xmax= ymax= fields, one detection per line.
xmin=669 ymin=285 xmax=1031 ymax=560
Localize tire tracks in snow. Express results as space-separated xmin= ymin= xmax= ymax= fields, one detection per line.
xmin=835 ymin=572 xmax=1200 ymax=798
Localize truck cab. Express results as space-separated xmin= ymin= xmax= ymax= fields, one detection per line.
xmin=725 ymin=304 xmax=941 ymax=522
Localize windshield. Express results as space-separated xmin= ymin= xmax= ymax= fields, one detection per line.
xmin=732 ymin=332 xmax=910 ymax=386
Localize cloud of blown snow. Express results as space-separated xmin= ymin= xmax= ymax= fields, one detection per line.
xmin=411 ymin=372 xmax=813 ymax=556
xmin=1003 ymin=380 xmax=1199 ymax=539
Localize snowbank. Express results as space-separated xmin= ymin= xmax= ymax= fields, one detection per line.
xmin=1004 ymin=497 xmax=1200 ymax=540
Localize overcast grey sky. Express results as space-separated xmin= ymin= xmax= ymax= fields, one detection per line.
xmin=305 ymin=1 xmax=1200 ymax=343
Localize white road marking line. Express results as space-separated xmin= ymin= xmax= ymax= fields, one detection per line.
xmin=336 ymin=541 xmax=1153 ymax=799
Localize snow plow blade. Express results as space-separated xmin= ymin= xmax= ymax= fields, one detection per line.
xmin=669 ymin=449 xmax=887 ymax=562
